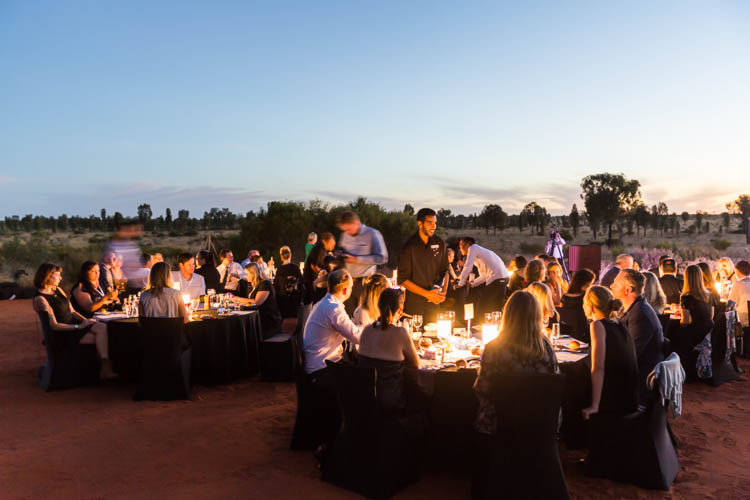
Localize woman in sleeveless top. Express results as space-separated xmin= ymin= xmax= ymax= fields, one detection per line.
xmin=32 ymin=263 xmax=117 ymax=380
xmin=358 ymin=287 xmax=419 ymax=415
xmin=581 ymin=286 xmax=639 ymax=419
xmin=232 ymin=262 xmax=282 ymax=337
xmin=71 ymin=261 xmax=120 ymax=318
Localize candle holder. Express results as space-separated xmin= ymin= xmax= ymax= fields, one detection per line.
xmin=437 ymin=311 xmax=452 ymax=339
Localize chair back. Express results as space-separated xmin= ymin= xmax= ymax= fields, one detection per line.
xmin=558 ymin=305 xmax=588 ymax=342
xmin=135 ymin=317 xmax=190 ymax=400
xmin=36 ymin=311 xmax=99 ymax=391
xmin=478 ymin=373 xmax=569 ymax=500
xmin=326 ymin=360 xmax=378 ymax=434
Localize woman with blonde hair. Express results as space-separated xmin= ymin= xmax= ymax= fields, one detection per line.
xmin=523 ymin=259 xmax=546 ymax=286
xmin=715 ymin=257 xmax=736 ymax=283
xmin=352 ymin=273 xmax=389 ymax=327
xmin=581 ymin=286 xmax=638 ymax=420
xmin=474 ymin=291 xmax=559 ymax=435
xmin=525 ymin=281 xmax=557 ymax=327
xmin=697 ymin=262 xmax=721 ymax=312
xmin=545 ymin=261 xmax=568 ymax=307
xmin=232 ymin=262 xmax=282 ymax=336
xmin=641 ymin=271 xmax=667 ymax=314
xmin=672 ymin=265 xmax=714 ymax=379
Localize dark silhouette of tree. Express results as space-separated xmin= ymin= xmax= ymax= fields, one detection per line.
xmin=569 ymin=204 xmax=580 ymax=237
xmin=580 ymin=173 xmax=641 ymax=243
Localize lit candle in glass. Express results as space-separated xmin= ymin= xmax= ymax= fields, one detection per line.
xmin=182 ymin=294 xmax=191 ymax=305
xmin=437 ymin=311 xmax=452 ymax=339
xmin=482 ymin=323 xmax=499 ymax=345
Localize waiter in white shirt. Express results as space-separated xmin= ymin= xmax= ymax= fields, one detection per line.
xmin=172 ymin=252 xmax=206 ymax=300
xmin=457 ymin=237 xmax=511 ymax=315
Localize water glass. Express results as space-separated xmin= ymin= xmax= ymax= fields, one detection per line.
xmin=412 ymin=314 xmax=423 ymax=331
xmin=551 ymin=322 xmax=560 ymax=347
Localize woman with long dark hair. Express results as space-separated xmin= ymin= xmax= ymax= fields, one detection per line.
xmin=71 ymin=261 xmax=120 ymax=317
xmin=232 ymin=262 xmax=282 ymax=336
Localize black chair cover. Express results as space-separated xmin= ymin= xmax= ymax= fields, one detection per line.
xmin=37 ymin=311 xmax=99 ymax=391
xmin=586 ymin=381 xmax=680 ymax=490
xmin=133 ymin=318 xmax=191 ymax=401
xmin=429 ymin=368 xmax=479 ymax=457
xmin=472 ymin=373 xmax=569 ymax=500
xmin=321 ymin=360 xmax=418 ymax=499
xmin=558 ymin=305 xmax=589 ymax=342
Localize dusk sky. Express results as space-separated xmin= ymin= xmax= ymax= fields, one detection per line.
xmin=1 ymin=1 xmax=749 ymax=217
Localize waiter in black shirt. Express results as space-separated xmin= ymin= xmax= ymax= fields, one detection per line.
xmin=303 ymin=232 xmax=336 ymax=305
xmin=397 ymin=208 xmax=449 ymax=323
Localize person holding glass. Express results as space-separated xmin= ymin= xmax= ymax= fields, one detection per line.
xmin=232 ymin=262 xmax=282 ymax=337
xmin=71 ymin=260 xmax=120 ymax=317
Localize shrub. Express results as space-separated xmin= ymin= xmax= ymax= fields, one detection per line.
xmin=519 ymin=241 xmax=545 ymax=255
xmin=710 ymin=238 xmax=731 ymax=251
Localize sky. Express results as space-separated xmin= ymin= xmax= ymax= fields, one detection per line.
xmin=1 ymin=1 xmax=749 ymax=218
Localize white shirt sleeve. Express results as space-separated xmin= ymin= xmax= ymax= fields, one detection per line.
xmin=330 ymin=302 xmax=362 ymax=344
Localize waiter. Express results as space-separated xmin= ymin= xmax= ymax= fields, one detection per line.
xmin=397 ymin=208 xmax=449 ymax=323
xmin=457 ymin=237 xmax=511 ymax=315
xmin=336 ymin=211 xmax=388 ymax=315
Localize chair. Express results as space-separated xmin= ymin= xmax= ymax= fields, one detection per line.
xmin=37 ymin=312 xmax=100 ymax=391
xmin=740 ymin=301 xmax=750 ymax=358
xmin=710 ymin=302 xmax=740 ymax=386
xmin=473 ymin=373 xmax=569 ymax=500
xmin=261 ymin=303 xmax=310 ymax=381
xmin=321 ymin=360 xmax=418 ymax=499
xmin=587 ymin=381 xmax=680 ymax=490
xmin=133 ymin=318 xmax=191 ymax=401
xmin=558 ymin=305 xmax=589 ymax=342
xmin=430 ymin=368 xmax=479 ymax=458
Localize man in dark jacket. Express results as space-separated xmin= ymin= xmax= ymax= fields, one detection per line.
xmin=658 ymin=258 xmax=683 ymax=305
xmin=601 ymin=253 xmax=634 ymax=289
xmin=612 ymin=268 xmax=665 ymax=404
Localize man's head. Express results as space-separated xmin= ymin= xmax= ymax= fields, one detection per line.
xmin=101 ymin=250 xmax=115 ymax=266
xmin=327 ymin=268 xmax=353 ymax=301
xmin=177 ymin=252 xmax=195 ymax=276
xmin=458 ymin=237 xmax=476 ymax=256
xmin=197 ymin=250 xmax=214 ymax=267
xmin=615 ymin=253 xmax=634 ymax=270
xmin=336 ymin=211 xmax=361 ymax=236
xmin=661 ymin=258 xmax=677 ymax=275
xmin=140 ymin=253 xmax=154 ymax=269
xmin=416 ymin=208 xmax=437 ymax=239
xmin=219 ymin=249 xmax=234 ymax=265
xmin=320 ymin=232 xmax=336 ymax=252
xmin=735 ymin=260 xmax=750 ymax=279
xmin=152 ymin=253 xmax=164 ymax=264
xmin=280 ymin=245 xmax=292 ymax=264
xmin=611 ymin=268 xmax=644 ymax=304
xmin=307 ymin=232 xmax=318 ymax=245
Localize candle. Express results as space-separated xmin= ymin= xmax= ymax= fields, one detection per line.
xmin=482 ymin=323 xmax=499 ymax=345
xmin=299 ymin=261 xmax=305 ymax=272
xmin=437 ymin=320 xmax=452 ymax=339
xmin=182 ymin=294 xmax=191 ymax=305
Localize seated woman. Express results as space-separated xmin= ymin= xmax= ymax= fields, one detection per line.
xmin=474 ymin=291 xmax=559 ymax=435
xmin=507 ymin=256 xmax=527 ymax=294
xmin=522 ymin=259 xmax=546 ymax=287
xmin=559 ymin=269 xmax=596 ymax=342
xmin=358 ymin=288 xmax=420 ymax=415
xmin=232 ymin=262 xmax=282 ymax=337
xmin=697 ymin=262 xmax=722 ymax=314
xmin=195 ymin=250 xmax=222 ymax=293
xmin=111 ymin=253 xmax=126 ymax=293
xmin=71 ymin=261 xmax=120 ymax=318
xmin=139 ymin=262 xmax=189 ymax=321
xmin=32 ymin=263 xmax=117 ymax=380
xmin=525 ymin=281 xmax=558 ymax=328
xmin=714 ymin=257 xmax=737 ymax=284
xmin=581 ymin=286 xmax=639 ymax=421
xmin=352 ymin=273 xmax=389 ymax=327
xmin=545 ymin=261 xmax=568 ymax=308
xmin=675 ymin=265 xmax=714 ymax=378
xmin=642 ymin=271 xmax=667 ymax=314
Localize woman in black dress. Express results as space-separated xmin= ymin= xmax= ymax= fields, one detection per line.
xmin=559 ymin=269 xmax=596 ymax=342
xmin=232 ymin=262 xmax=282 ymax=337
xmin=71 ymin=261 xmax=120 ymax=318
xmin=581 ymin=285 xmax=639 ymax=420
xmin=675 ymin=265 xmax=714 ymax=378
xmin=33 ymin=263 xmax=117 ymax=379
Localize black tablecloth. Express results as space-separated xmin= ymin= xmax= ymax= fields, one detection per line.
xmin=108 ymin=312 xmax=262 ymax=385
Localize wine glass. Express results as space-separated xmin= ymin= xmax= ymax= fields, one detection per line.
xmin=412 ymin=314 xmax=423 ymax=332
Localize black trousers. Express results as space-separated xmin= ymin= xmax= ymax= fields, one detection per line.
xmin=480 ymin=278 xmax=509 ymax=316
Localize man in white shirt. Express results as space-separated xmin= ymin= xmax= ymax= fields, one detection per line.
xmin=129 ymin=253 xmax=153 ymax=290
xmin=217 ymin=249 xmax=244 ymax=292
xmin=303 ymin=269 xmax=362 ymax=374
xmin=172 ymin=252 xmax=206 ymax=300
xmin=728 ymin=260 xmax=750 ymax=327
xmin=457 ymin=237 xmax=511 ymax=315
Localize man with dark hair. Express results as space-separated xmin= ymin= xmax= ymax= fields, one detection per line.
xmin=458 ymin=237 xmax=510 ymax=314
xmin=507 ymin=255 xmax=527 ymax=294
xmin=303 ymin=232 xmax=336 ymax=305
xmin=217 ymin=249 xmax=243 ymax=292
xmin=728 ymin=260 xmax=750 ymax=327
xmin=336 ymin=210 xmax=388 ymax=316
xmin=612 ymin=268 xmax=664 ymax=402
xmin=601 ymin=253 xmax=634 ymax=288
xmin=172 ymin=252 xmax=206 ymax=299
xmin=658 ymin=258 xmax=683 ymax=305
xmin=397 ymin=208 xmax=449 ymax=323
xmin=648 ymin=254 xmax=671 ymax=276
xmin=274 ymin=246 xmax=303 ymax=318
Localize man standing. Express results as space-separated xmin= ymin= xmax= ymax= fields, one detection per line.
xmin=728 ymin=260 xmax=750 ymax=328
xmin=397 ymin=208 xmax=449 ymax=323
xmin=275 ymin=245 xmax=304 ymax=318
xmin=611 ymin=269 xmax=665 ymax=403
xmin=336 ymin=211 xmax=388 ymax=316
xmin=457 ymin=237 xmax=511 ymax=315
xmin=601 ymin=253 xmax=634 ymax=288
xmin=658 ymin=258 xmax=683 ymax=305
xmin=172 ymin=252 xmax=206 ymax=300
xmin=217 ymin=249 xmax=244 ymax=293
xmin=305 ymin=232 xmax=318 ymax=260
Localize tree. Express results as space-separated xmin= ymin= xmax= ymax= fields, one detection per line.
xmin=480 ymin=204 xmax=506 ymax=235
xmin=680 ymin=212 xmax=689 ymax=225
xmin=727 ymin=194 xmax=750 ymax=234
xmin=403 ymin=204 xmax=414 ymax=215
xmin=633 ymin=203 xmax=650 ymax=237
xmin=722 ymin=211 xmax=731 ymax=230
xmin=437 ymin=208 xmax=452 ymax=228
xmin=569 ymin=204 xmax=580 ymax=237
xmin=580 ymin=173 xmax=641 ymax=243
xmin=695 ymin=210 xmax=704 ymax=233
xmin=521 ymin=202 xmax=548 ymax=234
xmin=165 ymin=208 xmax=172 ymax=226
xmin=137 ymin=203 xmax=153 ymax=227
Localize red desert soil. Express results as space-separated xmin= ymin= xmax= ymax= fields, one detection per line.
xmin=1 ymin=299 xmax=748 ymax=500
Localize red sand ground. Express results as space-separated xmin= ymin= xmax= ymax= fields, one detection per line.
xmin=1 ymin=299 xmax=748 ymax=500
